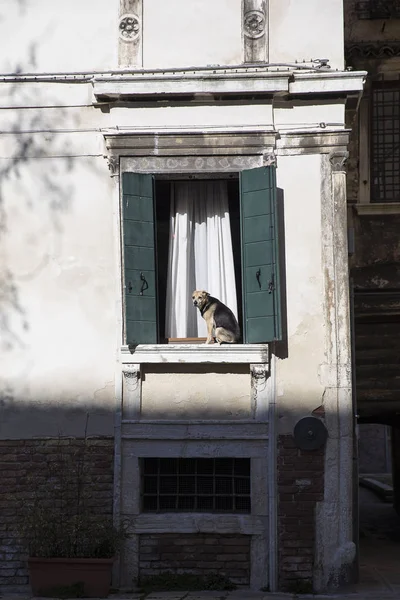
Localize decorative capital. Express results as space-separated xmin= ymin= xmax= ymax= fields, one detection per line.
xmin=104 ymin=155 xmax=119 ymax=177
xmin=329 ymin=151 xmax=349 ymax=173
xmin=119 ymin=13 xmax=140 ymax=42
xmin=123 ymin=364 xmax=140 ymax=392
xmin=263 ymin=151 xmax=276 ymax=167
xmin=250 ymin=364 xmax=268 ymax=382
xmin=244 ymin=9 xmax=266 ymax=39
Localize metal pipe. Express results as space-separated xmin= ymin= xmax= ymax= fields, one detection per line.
xmin=0 ymin=60 xmax=331 ymax=82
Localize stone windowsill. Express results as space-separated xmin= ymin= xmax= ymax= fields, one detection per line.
xmin=354 ymin=202 xmax=400 ymax=215
xmin=120 ymin=343 xmax=269 ymax=364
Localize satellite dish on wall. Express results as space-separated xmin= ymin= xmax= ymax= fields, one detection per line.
xmin=293 ymin=416 xmax=328 ymax=451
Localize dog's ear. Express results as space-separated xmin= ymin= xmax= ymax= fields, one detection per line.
xmin=202 ymin=291 xmax=209 ymax=299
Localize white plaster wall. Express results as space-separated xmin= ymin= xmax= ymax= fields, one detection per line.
xmin=0 ymin=152 xmax=117 ymax=438
xmin=275 ymin=154 xmax=326 ymax=433
xmin=0 ymin=87 xmax=342 ymax=438
xmin=141 ymin=368 xmax=251 ymax=420
xmin=269 ymin=0 xmax=344 ymax=70
xmin=274 ymin=101 xmax=345 ymax=130
xmin=143 ymin=0 xmax=242 ymax=68
xmin=0 ymin=0 xmax=346 ymax=75
xmin=0 ymin=0 xmax=117 ymax=73
xmin=0 ymin=77 xmax=117 ymax=438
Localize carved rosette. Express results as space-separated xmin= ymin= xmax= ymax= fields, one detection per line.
xmin=244 ymin=9 xmax=266 ymax=39
xmin=119 ymin=13 xmax=140 ymax=42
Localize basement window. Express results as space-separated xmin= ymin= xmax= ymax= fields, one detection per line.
xmin=141 ymin=457 xmax=251 ymax=513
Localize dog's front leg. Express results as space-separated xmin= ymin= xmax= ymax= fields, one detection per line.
xmin=205 ymin=319 xmax=215 ymax=344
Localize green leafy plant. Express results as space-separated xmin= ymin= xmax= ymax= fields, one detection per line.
xmin=19 ymin=418 xmax=129 ymax=559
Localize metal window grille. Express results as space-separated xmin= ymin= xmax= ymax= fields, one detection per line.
xmin=141 ymin=458 xmax=251 ymax=513
xmin=356 ymin=0 xmax=400 ymax=19
xmin=371 ymin=82 xmax=400 ymax=203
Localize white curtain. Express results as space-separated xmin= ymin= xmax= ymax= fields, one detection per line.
xmin=165 ymin=180 xmax=238 ymax=338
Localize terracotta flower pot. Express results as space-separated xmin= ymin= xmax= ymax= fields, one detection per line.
xmin=28 ymin=556 xmax=114 ymax=598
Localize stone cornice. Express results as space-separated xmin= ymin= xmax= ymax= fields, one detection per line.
xmin=93 ymin=67 xmax=366 ymax=101
xmin=276 ymin=130 xmax=350 ymax=155
xmin=104 ymin=128 xmax=276 ymax=161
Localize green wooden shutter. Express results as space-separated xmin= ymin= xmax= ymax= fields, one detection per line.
xmin=122 ymin=172 xmax=158 ymax=345
xmin=240 ymin=166 xmax=281 ymax=343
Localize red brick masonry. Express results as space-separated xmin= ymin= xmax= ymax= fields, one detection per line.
xmin=277 ymin=434 xmax=324 ymax=591
xmin=0 ymin=438 xmax=114 ymax=590
xmin=139 ymin=533 xmax=251 ymax=585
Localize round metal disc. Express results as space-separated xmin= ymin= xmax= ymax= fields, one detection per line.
xmin=293 ymin=417 xmax=328 ymax=450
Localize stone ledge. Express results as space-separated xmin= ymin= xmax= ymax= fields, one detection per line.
xmin=121 ymin=344 xmax=269 ymax=364
xmin=354 ymin=203 xmax=400 ymax=216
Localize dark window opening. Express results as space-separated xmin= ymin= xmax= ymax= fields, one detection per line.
xmin=356 ymin=0 xmax=400 ymax=19
xmin=155 ymin=178 xmax=242 ymax=342
xmin=141 ymin=457 xmax=251 ymax=513
xmin=371 ymin=81 xmax=400 ymax=203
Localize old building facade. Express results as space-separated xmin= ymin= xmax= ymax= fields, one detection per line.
xmin=344 ymin=0 xmax=400 ymax=503
xmin=0 ymin=0 xmax=365 ymax=593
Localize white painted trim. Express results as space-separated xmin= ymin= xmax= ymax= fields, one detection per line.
xmin=354 ymin=202 xmax=400 ymax=215
xmin=121 ymin=343 xmax=269 ymax=364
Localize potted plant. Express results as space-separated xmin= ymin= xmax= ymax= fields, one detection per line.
xmin=19 ymin=429 xmax=128 ymax=598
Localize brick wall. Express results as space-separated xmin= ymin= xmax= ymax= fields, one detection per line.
xmin=0 ymin=438 xmax=114 ymax=591
xmin=277 ymin=434 xmax=324 ymax=592
xmin=139 ymin=533 xmax=250 ymax=585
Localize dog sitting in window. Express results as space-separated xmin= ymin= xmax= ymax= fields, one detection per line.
xmin=192 ymin=290 xmax=240 ymax=344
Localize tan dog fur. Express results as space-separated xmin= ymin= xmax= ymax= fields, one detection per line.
xmin=192 ymin=290 xmax=240 ymax=344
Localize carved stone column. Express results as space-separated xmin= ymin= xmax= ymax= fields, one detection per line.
xmin=118 ymin=0 xmax=143 ymax=67
xmin=243 ymin=0 xmax=268 ymax=63
xmin=250 ymin=364 xmax=269 ymax=421
xmin=314 ymin=151 xmax=354 ymax=591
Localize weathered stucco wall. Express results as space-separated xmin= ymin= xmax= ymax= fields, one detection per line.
xmin=275 ymin=154 xmax=325 ymax=433
xmin=270 ymin=0 xmax=344 ymax=70
xmin=1 ymin=0 xmax=346 ymax=74
xmin=0 ymin=0 xmax=117 ymax=72
xmin=143 ymin=0 xmax=242 ymax=68
xmin=141 ymin=366 xmax=251 ymax=420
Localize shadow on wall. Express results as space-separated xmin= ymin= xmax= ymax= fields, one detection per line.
xmin=0 ymin=47 xmax=75 ymax=353
xmin=0 ymin=29 xmax=107 ymax=356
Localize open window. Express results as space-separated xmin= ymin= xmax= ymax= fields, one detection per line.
xmin=121 ymin=166 xmax=281 ymax=345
